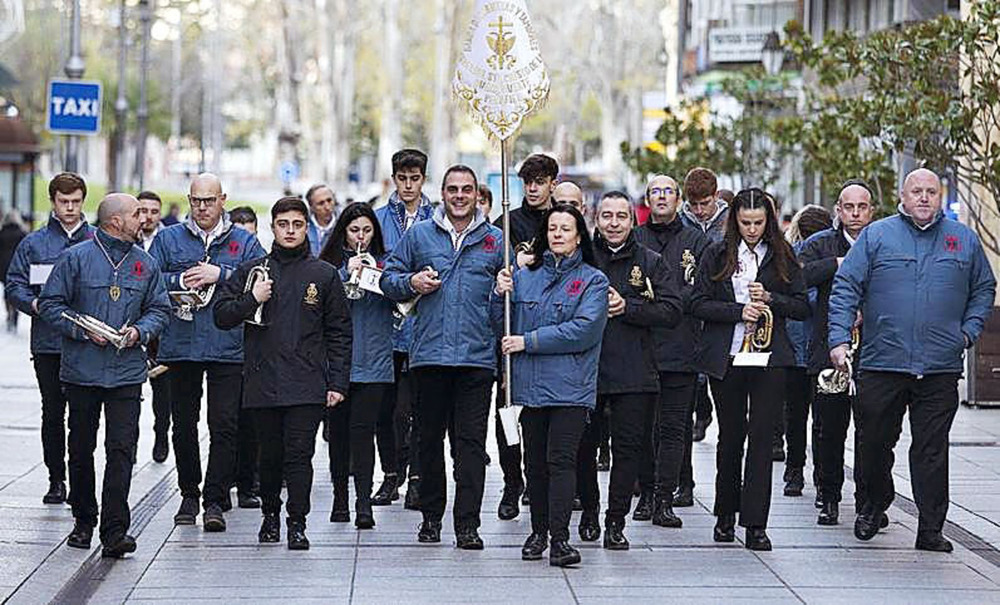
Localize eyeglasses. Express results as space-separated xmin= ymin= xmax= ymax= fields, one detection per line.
xmin=648 ymin=187 xmax=676 ymax=197
xmin=189 ymin=196 xmax=218 ymax=208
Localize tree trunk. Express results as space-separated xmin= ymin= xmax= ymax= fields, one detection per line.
xmin=377 ymin=0 xmax=402 ymax=181
xmin=428 ymin=0 xmax=454 ymax=187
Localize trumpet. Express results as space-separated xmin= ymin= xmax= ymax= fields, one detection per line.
xmin=244 ymin=259 xmax=270 ymax=325
xmin=345 ymin=243 xmax=378 ymax=300
xmin=61 ymin=311 xmax=131 ymax=350
xmin=739 ymin=307 xmax=773 ymax=353
xmin=392 ymin=266 xmax=437 ymax=329
xmin=817 ymin=327 xmax=861 ymax=394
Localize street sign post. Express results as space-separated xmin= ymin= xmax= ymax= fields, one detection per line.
xmin=46 ymin=79 xmax=102 ymax=135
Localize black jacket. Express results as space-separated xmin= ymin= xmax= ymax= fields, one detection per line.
xmin=213 ymin=242 xmax=352 ymax=408
xmin=494 ymin=201 xmax=548 ymax=249
xmin=635 ymin=218 xmax=710 ymax=374
xmin=691 ymin=241 xmax=811 ymax=380
xmin=593 ymin=232 xmax=683 ymax=395
xmin=0 ymin=222 xmax=26 ymax=284
xmin=799 ymin=226 xmax=852 ymax=374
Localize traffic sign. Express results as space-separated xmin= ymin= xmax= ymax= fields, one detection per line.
xmin=46 ymin=79 xmax=103 ymax=135
xmin=279 ymin=161 xmax=299 ymax=184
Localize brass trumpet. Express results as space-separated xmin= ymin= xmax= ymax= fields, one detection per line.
xmin=345 ymin=243 xmax=378 ymax=300
xmin=817 ymin=328 xmax=860 ymax=394
xmin=244 ymin=259 xmax=270 ymax=325
xmin=61 ymin=311 xmax=131 ymax=350
xmin=739 ymin=307 xmax=773 ymax=353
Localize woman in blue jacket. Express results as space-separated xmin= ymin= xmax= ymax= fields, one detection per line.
xmin=494 ymin=204 xmax=609 ymax=567
xmin=320 ymin=203 xmax=395 ymax=530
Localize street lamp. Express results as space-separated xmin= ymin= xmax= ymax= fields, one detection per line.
xmin=761 ymin=31 xmax=784 ymax=76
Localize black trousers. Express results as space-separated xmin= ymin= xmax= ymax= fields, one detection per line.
xmin=376 ymin=352 xmax=418 ymax=478
xmin=65 ymin=383 xmax=141 ymax=545
xmin=711 ymin=366 xmax=784 ymax=529
xmin=256 ymin=405 xmax=324 ymax=521
xmin=328 ymin=383 xmax=386 ymax=503
xmin=813 ymin=386 xmax=867 ymax=506
xmin=784 ymin=368 xmax=813 ymax=469
xmin=578 ymin=392 xmax=656 ymax=523
xmin=521 ymin=406 xmax=588 ymax=542
xmin=637 ymin=396 xmax=658 ymax=494
xmin=412 ymin=366 xmax=493 ymax=529
xmin=33 ymin=354 xmax=67 ymax=483
xmin=694 ymin=374 xmax=712 ymax=423
xmin=856 ymin=371 xmax=960 ymax=534
xmin=169 ymin=361 xmax=242 ymax=507
xmin=150 ymin=373 xmax=171 ymax=439
xmin=655 ymin=372 xmax=697 ymax=496
xmin=494 ymin=382 xmax=524 ymax=490
xmin=236 ymin=399 xmax=258 ymax=495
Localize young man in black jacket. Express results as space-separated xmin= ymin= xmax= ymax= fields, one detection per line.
xmin=577 ymin=191 xmax=683 ymax=550
xmin=214 ymin=196 xmax=352 ymax=550
xmin=634 ymin=175 xmax=709 ymax=527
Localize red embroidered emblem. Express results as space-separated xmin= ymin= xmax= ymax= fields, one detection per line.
xmin=945 ymin=235 xmax=961 ymax=253
xmin=483 ymin=234 xmax=497 ymax=253
xmin=131 ymin=261 xmax=144 ymax=277
xmin=228 ymin=240 xmax=241 ymax=256
xmin=566 ymin=280 xmax=583 ymax=296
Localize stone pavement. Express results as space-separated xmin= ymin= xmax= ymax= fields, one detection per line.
xmin=1 ymin=320 xmax=1000 ymax=604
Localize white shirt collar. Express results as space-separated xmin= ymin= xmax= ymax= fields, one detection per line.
xmin=311 ymin=214 xmax=334 ymax=234
xmin=141 ymin=223 xmax=163 ymax=251
xmin=738 ymin=239 xmax=768 ymax=260
xmin=844 ymin=230 xmax=857 ymax=247
xmin=443 ymin=215 xmax=471 ymax=250
xmin=54 ymin=214 xmax=84 ymax=238
xmin=196 ymin=218 xmax=227 ymax=247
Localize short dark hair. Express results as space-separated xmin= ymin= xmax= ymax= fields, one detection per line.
xmin=137 ymin=190 xmax=162 ymax=203
xmin=48 ymin=172 xmax=87 ymax=201
xmin=716 ymin=189 xmax=735 ymax=204
xmin=518 ymin=154 xmax=559 ymax=182
xmin=230 ymin=206 xmax=258 ymax=225
xmin=597 ymin=190 xmax=636 ymax=224
xmin=392 ymin=149 xmax=428 ymax=176
xmin=305 ymin=184 xmax=333 ymax=205
xmin=683 ymin=167 xmax=718 ymax=202
xmin=441 ymin=164 xmax=478 ymax=191
xmin=478 ymin=184 xmax=493 ymax=205
xmin=270 ymin=196 xmax=308 ymax=222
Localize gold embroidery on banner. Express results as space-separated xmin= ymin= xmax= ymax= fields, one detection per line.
xmin=487 ymin=15 xmax=516 ymax=70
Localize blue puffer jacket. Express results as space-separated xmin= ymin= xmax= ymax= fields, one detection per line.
xmin=149 ymin=215 xmax=266 ymax=363
xmin=338 ymin=252 xmax=394 ymax=384
xmin=38 ymin=230 xmax=171 ymax=387
xmin=380 ymin=206 xmax=504 ymax=371
xmin=830 ymin=209 xmax=996 ymax=375
xmin=493 ymin=249 xmax=609 ymax=410
xmin=375 ymin=192 xmax=433 ymax=353
xmin=5 ymin=216 xmax=94 ymax=354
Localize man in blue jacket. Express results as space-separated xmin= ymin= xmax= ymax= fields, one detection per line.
xmin=5 ymin=172 xmax=94 ymax=505
xmin=830 ymin=168 xmax=996 ymax=552
xmin=149 ymin=173 xmax=266 ymax=532
xmin=305 ymin=183 xmax=338 ymax=257
xmin=372 ymin=148 xmax=433 ymax=509
xmin=381 ymin=164 xmax=505 ymax=549
xmin=39 ymin=193 xmax=170 ymax=558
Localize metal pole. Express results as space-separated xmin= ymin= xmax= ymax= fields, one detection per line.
xmin=135 ymin=0 xmax=152 ymax=189
xmin=64 ymin=0 xmax=85 ymax=172
xmin=501 ymin=139 xmax=512 ymax=409
xmin=112 ymin=0 xmax=127 ymax=192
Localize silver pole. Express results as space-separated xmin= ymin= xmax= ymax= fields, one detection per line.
xmin=135 ymin=0 xmax=152 ymax=189
xmin=64 ymin=0 xmax=85 ymax=172
xmin=501 ymin=139 xmax=512 ymax=409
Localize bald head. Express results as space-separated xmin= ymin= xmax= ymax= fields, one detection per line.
xmin=188 ymin=172 xmax=227 ymax=231
xmin=190 ymin=173 xmax=223 ymax=196
xmin=98 ymin=193 xmax=142 ymax=242
xmin=900 ymin=168 xmax=942 ymax=226
xmin=553 ymin=182 xmax=584 ymax=211
xmin=646 ymin=174 xmax=681 ymax=224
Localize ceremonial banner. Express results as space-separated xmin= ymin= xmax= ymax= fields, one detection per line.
xmin=453 ymin=0 xmax=550 ymax=143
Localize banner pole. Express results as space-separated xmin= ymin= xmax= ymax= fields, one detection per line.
xmin=501 ymin=139 xmax=513 ymax=409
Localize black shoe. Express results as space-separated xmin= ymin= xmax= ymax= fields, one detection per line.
xmin=603 ymin=519 xmax=629 ymax=550
xmin=331 ymin=482 xmax=350 ymax=522
xmin=632 ymin=490 xmax=654 ymax=522
xmin=881 ymin=512 xmax=890 ymax=529
xmin=915 ymin=531 xmax=953 ymax=553
xmin=652 ymin=495 xmax=682 ymax=528
xmin=772 ymin=443 xmax=785 ymax=462
xmin=66 ymin=522 xmax=93 ymax=549
xmin=578 ymin=512 xmax=601 ymax=542
xmin=203 ymin=504 xmax=226 ymax=532
xmin=287 ymin=519 xmax=310 ymax=550
xmin=258 ymin=513 xmax=281 ymax=543
xmin=152 ymin=433 xmax=169 ymax=463
xmin=521 ymin=532 xmax=548 ymax=561
xmin=854 ymin=510 xmax=882 ymax=541
xmin=456 ymin=528 xmax=484 ymax=550
xmin=549 ymin=539 xmax=581 ymax=567
xmin=672 ymin=485 xmax=694 ymax=508
xmin=571 ymin=496 xmax=583 ymax=511
xmin=174 ymin=496 xmax=199 ymax=525
xmin=817 ymin=501 xmax=840 ymax=526
xmin=417 ymin=520 xmax=442 ymax=543
xmin=745 ymin=527 xmax=772 ymax=551
xmin=783 ymin=467 xmax=804 ymax=497
xmin=714 ymin=514 xmax=736 ymax=543
xmin=372 ymin=474 xmax=399 ymax=506
xmin=238 ymin=492 xmax=262 ymax=509
xmin=355 ymin=498 xmax=375 ymax=529
xmin=101 ymin=534 xmax=137 ymax=558
xmin=815 ymin=493 xmax=825 ymax=509
xmin=597 ymin=446 xmax=610 ymax=472
xmin=692 ymin=419 xmax=709 ymax=442
xmin=403 ymin=478 xmax=421 ymax=511
xmin=43 ymin=480 xmax=67 ymax=504
xmin=498 ymin=483 xmax=523 ymax=521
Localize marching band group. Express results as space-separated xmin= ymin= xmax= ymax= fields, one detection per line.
xmin=4 ymin=150 xmax=995 ymax=566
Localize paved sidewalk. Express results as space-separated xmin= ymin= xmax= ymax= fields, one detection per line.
xmin=1 ymin=319 xmax=1000 ymax=604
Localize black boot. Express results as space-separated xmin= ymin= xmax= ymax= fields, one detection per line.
xmin=713 ymin=514 xmax=736 ymax=543
xmin=417 ymin=519 xmax=442 ymax=543
xmin=745 ymin=527 xmax=772 ymax=551
xmin=330 ymin=478 xmax=349 ymax=523
xmin=651 ymin=492 xmax=682 ymax=528
xmin=355 ymin=498 xmax=375 ymax=530
xmin=783 ymin=466 xmax=804 ymax=497
xmin=603 ymin=518 xmax=629 ymax=550
xmin=403 ymin=477 xmax=421 ymax=511
xmin=915 ymin=531 xmax=953 ymax=553
xmin=817 ymin=500 xmax=839 ymax=526
xmin=174 ymin=496 xmax=199 ymax=525
xmin=66 ymin=521 xmax=93 ymax=549
xmin=521 ymin=532 xmax=548 ymax=561
xmin=578 ymin=511 xmax=601 ymax=542
xmin=549 ymin=539 xmax=581 ymax=567
xmin=371 ymin=473 xmax=399 ymax=506
xmin=854 ymin=508 xmax=883 ymax=541
xmin=238 ymin=491 xmax=262 ymax=509
xmin=258 ymin=512 xmax=281 ymax=543
xmin=287 ymin=518 xmax=310 ymax=550
xmin=456 ymin=527 xmax=484 ymax=550
xmin=202 ymin=503 xmax=226 ymax=532
xmin=672 ymin=485 xmax=694 ymax=508
xmin=152 ymin=432 xmax=169 ymax=463
xmin=101 ymin=534 xmax=137 ymax=558
xmin=498 ymin=483 xmax=523 ymax=521
xmin=43 ymin=480 xmax=66 ymax=504
xmin=632 ymin=490 xmax=654 ymax=522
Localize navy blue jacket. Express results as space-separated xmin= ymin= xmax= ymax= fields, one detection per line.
xmin=380 ymin=206 xmax=505 ymax=371
xmin=338 ymin=253 xmax=394 ymax=384
xmin=5 ymin=216 xmax=94 ymax=354
xmin=307 ymin=217 xmax=334 ymax=258
xmin=149 ymin=216 xmax=266 ymax=363
xmin=829 ymin=210 xmax=996 ymax=375
xmin=38 ymin=230 xmax=171 ymax=387
xmin=799 ymin=226 xmax=853 ymax=373
xmin=494 ymin=249 xmax=609 ymax=409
